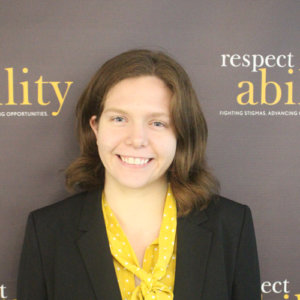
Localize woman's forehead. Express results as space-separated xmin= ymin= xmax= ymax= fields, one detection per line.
xmin=106 ymin=75 xmax=171 ymax=96
xmin=103 ymin=76 xmax=173 ymax=113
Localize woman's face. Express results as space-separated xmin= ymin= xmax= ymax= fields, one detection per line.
xmin=90 ymin=75 xmax=177 ymax=191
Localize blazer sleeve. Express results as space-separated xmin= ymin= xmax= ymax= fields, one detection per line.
xmin=17 ymin=212 xmax=47 ymax=300
xmin=232 ymin=205 xmax=261 ymax=300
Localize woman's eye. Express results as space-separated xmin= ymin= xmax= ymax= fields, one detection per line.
xmin=112 ymin=116 xmax=125 ymax=122
xmin=153 ymin=121 xmax=166 ymax=127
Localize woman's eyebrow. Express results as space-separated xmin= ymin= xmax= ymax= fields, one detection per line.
xmin=103 ymin=108 xmax=170 ymax=118
xmin=103 ymin=108 xmax=128 ymax=114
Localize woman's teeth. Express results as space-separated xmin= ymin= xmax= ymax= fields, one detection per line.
xmin=120 ymin=156 xmax=150 ymax=165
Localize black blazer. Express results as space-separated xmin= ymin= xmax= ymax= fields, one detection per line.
xmin=17 ymin=189 xmax=260 ymax=300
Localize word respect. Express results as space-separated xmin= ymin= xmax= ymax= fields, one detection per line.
xmin=221 ymin=53 xmax=294 ymax=72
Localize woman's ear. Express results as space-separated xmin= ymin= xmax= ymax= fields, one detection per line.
xmin=89 ymin=115 xmax=99 ymax=138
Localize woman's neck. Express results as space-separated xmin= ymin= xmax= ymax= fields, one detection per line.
xmin=103 ymin=176 xmax=168 ymax=226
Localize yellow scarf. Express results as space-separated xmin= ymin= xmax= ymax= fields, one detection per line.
xmin=102 ymin=186 xmax=177 ymax=300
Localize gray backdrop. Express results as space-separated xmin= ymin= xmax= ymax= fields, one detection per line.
xmin=1 ymin=0 xmax=299 ymax=299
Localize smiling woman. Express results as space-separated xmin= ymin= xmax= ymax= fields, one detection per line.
xmin=65 ymin=50 xmax=218 ymax=216
xmin=17 ymin=49 xmax=261 ymax=300
xmin=89 ymin=76 xmax=177 ymax=192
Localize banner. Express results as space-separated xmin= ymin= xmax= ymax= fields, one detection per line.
xmin=1 ymin=1 xmax=299 ymax=298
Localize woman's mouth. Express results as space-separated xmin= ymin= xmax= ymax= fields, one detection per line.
xmin=117 ymin=155 xmax=153 ymax=166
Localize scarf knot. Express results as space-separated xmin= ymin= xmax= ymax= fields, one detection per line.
xmin=131 ymin=278 xmax=173 ymax=300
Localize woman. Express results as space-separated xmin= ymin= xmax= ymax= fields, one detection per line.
xmin=17 ymin=49 xmax=261 ymax=300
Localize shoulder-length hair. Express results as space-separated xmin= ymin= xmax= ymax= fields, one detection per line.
xmin=65 ymin=49 xmax=219 ymax=216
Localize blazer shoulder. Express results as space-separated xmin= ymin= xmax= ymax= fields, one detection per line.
xmin=32 ymin=191 xmax=87 ymax=216
xmin=211 ymin=194 xmax=250 ymax=215
xmin=205 ymin=194 xmax=254 ymax=234
xmin=29 ymin=189 xmax=99 ymax=233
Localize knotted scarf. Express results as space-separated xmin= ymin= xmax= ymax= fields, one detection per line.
xmin=102 ymin=186 xmax=177 ymax=300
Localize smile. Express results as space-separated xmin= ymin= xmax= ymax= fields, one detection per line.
xmin=118 ymin=155 xmax=152 ymax=166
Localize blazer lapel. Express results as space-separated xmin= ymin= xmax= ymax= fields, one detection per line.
xmin=174 ymin=208 xmax=212 ymax=300
xmin=76 ymin=189 xmax=122 ymax=300
xmin=75 ymin=189 xmax=212 ymax=300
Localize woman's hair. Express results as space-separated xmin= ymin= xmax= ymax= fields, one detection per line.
xmin=65 ymin=49 xmax=219 ymax=216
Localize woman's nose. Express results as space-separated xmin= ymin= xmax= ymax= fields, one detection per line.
xmin=125 ymin=123 xmax=148 ymax=148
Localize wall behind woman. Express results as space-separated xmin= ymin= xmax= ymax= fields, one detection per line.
xmin=0 ymin=1 xmax=299 ymax=299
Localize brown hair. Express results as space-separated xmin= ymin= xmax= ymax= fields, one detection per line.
xmin=65 ymin=49 xmax=219 ymax=216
